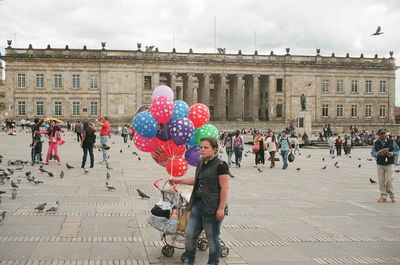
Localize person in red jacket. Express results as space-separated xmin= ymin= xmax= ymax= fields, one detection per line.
xmin=335 ymin=135 xmax=343 ymax=156
xmin=96 ymin=116 xmax=110 ymax=163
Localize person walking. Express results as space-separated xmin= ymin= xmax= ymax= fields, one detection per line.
xmin=371 ymin=129 xmax=399 ymax=203
xmin=40 ymin=120 xmax=63 ymax=165
xmin=328 ymin=134 xmax=336 ymax=155
xmin=122 ymin=124 xmax=129 ymax=143
xmin=81 ymin=121 xmax=97 ymax=168
xmin=224 ymin=132 xmax=234 ymax=167
xmin=395 ymin=136 xmax=400 ymax=165
xmin=253 ymin=132 xmax=265 ymax=166
xmin=266 ymin=130 xmax=278 ymax=168
xmin=170 ymin=137 xmax=229 ymax=265
xmin=75 ymin=121 xmax=82 ymax=142
xmin=232 ymin=130 xmax=244 ymax=168
xmin=30 ymin=118 xmax=44 ymax=164
xmin=344 ymin=135 xmax=352 ymax=155
xmin=96 ymin=116 xmax=111 ymax=164
xmin=335 ymin=135 xmax=343 ymax=156
xmin=278 ymin=130 xmax=292 ymax=170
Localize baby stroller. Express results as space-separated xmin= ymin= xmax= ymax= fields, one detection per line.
xmin=147 ymin=178 xmax=230 ymax=261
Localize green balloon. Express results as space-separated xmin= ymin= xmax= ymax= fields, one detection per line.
xmin=195 ymin=124 xmax=219 ymax=146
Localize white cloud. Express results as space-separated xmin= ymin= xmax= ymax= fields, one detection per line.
xmin=0 ymin=0 xmax=399 ymax=103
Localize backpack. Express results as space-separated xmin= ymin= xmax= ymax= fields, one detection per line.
xmin=234 ymin=136 xmax=243 ymax=148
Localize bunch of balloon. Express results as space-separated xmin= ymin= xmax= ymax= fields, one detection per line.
xmin=132 ymin=85 xmax=218 ymax=177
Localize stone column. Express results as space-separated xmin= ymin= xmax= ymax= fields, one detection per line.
xmin=100 ymin=66 xmax=109 ymax=116
xmin=198 ymin=73 xmax=211 ymax=106
xmin=232 ymin=74 xmax=244 ymax=121
xmin=214 ymin=74 xmax=227 ymax=121
xmin=168 ymin=73 xmax=177 ymax=96
xmin=153 ymin=72 xmax=160 ymax=89
xmin=267 ymin=76 xmax=275 ymax=120
xmin=183 ymin=73 xmax=194 ymax=105
xmin=135 ymin=72 xmax=143 ymax=111
xmin=388 ymin=77 xmax=396 ymax=123
xmin=253 ymin=75 xmax=260 ymax=120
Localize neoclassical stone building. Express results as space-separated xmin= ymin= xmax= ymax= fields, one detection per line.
xmin=0 ymin=41 xmax=397 ymax=131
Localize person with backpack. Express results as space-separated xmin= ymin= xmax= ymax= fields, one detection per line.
xmin=278 ymin=130 xmax=292 ymax=170
xmin=233 ymin=130 xmax=244 ymax=168
xmin=253 ymin=132 xmax=266 ymax=166
xmin=81 ymin=121 xmax=97 ymax=168
xmin=224 ymin=132 xmax=234 ymax=167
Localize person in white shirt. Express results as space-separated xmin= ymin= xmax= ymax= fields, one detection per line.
xmin=328 ymin=135 xmax=336 ymax=155
xmin=266 ymin=130 xmax=278 ymax=168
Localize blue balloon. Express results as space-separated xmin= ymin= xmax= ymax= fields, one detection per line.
xmin=171 ymin=100 xmax=189 ymax=122
xmin=132 ymin=112 xmax=158 ymax=138
xmin=187 ymin=129 xmax=197 ymax=146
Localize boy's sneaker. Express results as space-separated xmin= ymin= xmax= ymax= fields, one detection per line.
xmin=377 ymin=197 xmax=387 ymax=203
xmin=390 ymin=195 xmax=396 ymax=203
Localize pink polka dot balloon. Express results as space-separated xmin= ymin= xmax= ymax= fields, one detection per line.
xmin=188 ymin=103 xmax=210 ymax=128
xmin=166 ymin=157 xmax=189 ymax=177
xmin=151 ymin=95 xmax=174 ymax=124
xmin=133 ymin=134 xmax=158 ymax=152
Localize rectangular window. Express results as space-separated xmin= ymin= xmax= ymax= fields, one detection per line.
xmin=36 ymin=74 xmax=44 ymax=88
xmin=90 ymin=102 xmax=98 ymax=116
xmin=365 ymin=80 xmax=372 ymax=93
xmin=351 ymin=80 xmax=358 ymax=93
xmin=322 ymin=80 xmax=329 ymax=93
xmin=72 ymin=102 xmax=80 ymax=116
xmin=36 ymin=101 xmax=44 ymax=116
xmin=276 ymin=104 xmax=283 ymax=118
xmin=351 ymin=104 xmax=358 ymax=117
xmin=365 ymin=104 xmax=372 ymax=118
xmin=322 ymin=104 xmax=329 ymax=117
xmin=336 ymin=104 xmax=343 ymax=117
xmin=17 ymin=73 xmax=26 ymax=88
xmin=54 ymin=74 xmax=62 ymax=88
xmin=144 ymin=76 xmax=152 ymax=91
xmin=54 ymin=102 xmax=62 ymax=116
xmin=72 ymin=74 xmax=80 ymax=89
xmin=379 ymin=80 xmax=387 ymax=93
xmin=336 ymin=80 xmax=344 ymax=93
xmin=276 ymin=78 xmax=283 ymax=92
xmin=17 ymin=101 xmax=26 ymax=116
xmin=379 ymin=105 xmax=386 ymax=118
xmin=90 ymin=75 xmax=98 ymax=89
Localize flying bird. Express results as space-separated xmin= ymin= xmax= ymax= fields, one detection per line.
xmin=11 ymin=189 xmax=17 ymax=199
xmin=371 ymin=26 xmax=383 ymax=36
xmin=106 ymin=182 xmax=115 ymax=190
xmin=34 ymin=202 xmax=47 ymax=212
xmin=46 ymin=201 xmax=60 ymax=212
xmin=369 ymin=178 xmax=377 ymax=184
xmin=137 ymin=189 xmax=150 ymax=199
xmin=66 ymin=163 xmax=74 ymax=169
xmin=0 ymin=211 xmax=6 ymax=223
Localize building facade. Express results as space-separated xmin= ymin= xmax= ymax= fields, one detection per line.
xmin=0 ymin=42 xmax=397 ymax=131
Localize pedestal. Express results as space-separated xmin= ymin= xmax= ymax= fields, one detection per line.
xmin=296 ymin=110 xmax=312 ymax=136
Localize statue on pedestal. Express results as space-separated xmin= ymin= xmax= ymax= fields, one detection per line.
xmin=300 ymin=94 xmax=306 ymax=111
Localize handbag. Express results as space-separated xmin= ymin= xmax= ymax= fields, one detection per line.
xmin=252 ymin=143 xmax=260 ymax=153
xmin=288 ymin=152 xmax=295 ymax=162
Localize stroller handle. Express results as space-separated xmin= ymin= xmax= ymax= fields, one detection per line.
xmin=153 ymin=178 xmax=164 ymax=189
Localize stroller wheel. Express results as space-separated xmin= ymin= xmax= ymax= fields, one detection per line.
xmin=161 ymin=245 xmax=175 ymax=257
xmin=220 ymin=246 xmax=229 ymax=257
xmin=197 ymin=239 xmax=208 ymax=251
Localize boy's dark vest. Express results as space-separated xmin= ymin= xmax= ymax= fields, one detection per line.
xmin=83 ymin=129 xmax=96 ymax=146
xmin=188 ymin=156 xmax=222 ymax=216
xmin=374 ymin=139 xmax=395 ymax=165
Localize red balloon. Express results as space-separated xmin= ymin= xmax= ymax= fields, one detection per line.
xmin=150 ymin=147 xmax=168 ymax=167
xmin=157 ymin=139 xmax=186 ymax=159
xmin=134 ymin=134 xmax=158 ymax=152
xmin=166 ymin=158 xmax=189 ymax=177
xmin=188 ymin=103 xmax=210 ymax=128
xmin=151 ymin=95 xmax=174 ymax=124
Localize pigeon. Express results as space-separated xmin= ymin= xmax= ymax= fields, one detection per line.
xmin=334 ymin=161 xmax=338 ymax=166
xmin=34 ymin=202 xmax=47 ymax=211
xmin=322 ymin=158 xmax=325 ymax=162
xmin=331 ymin=156 xmax=335 ymax=159
xmin=307 ymin=155 xmax=311 ymax=158
xmin=257 ymin=168 xmax=263 ymax=173
xmin=349 ymin=156 xmax=352 ymax=159
xmin=137 ymin=189 xmax=150 ymax=199
xmin=106 ymin=172 xmax=111 ymax=180
xmin=15 ymin=166 xmax=24 ymax=171
xmin=371 ymin=26 xmax=383 ymax=36
xmin=132 ymin=152 xmax=138 ymax=156
xmin=358 ymin=164 xmax=361 ymax=168
xmin=17 ymin=176 xmax=21 ymax=184
xmin=46 ymin=201 xmax=60 ymax=212
xmin=296 ymin=168 xmax=301 ymax=171
xmin=321 ymin=165 xmax=327 ymax=169
xmin=0 ymin=190 xmax=6 ymax=195
xmin=335 ymin=164 xmax=340 ymax=169
xmin=369 ymin=178 xmax=377 ymax=184
xmin=395 ymin=170 xmax=400 ymax=173
xmin=0 ymin=211 xmax=6 ymax=223
xmin=138 ymin=157 xmax=141 ymax=161
xmin=367 ymin=158 xmax=373 ymax=161
xmin=25 ymin=171 xmax=31 ymax=177
xmin=112 ymin=142 xmax=115 ymax=144
xmin=33 ymin=177 xmax=43 ymax=184
xmin=47 ymin=171 xmax=54 ymax=177
xmin=229 ymin=173 xmax=235 ymax=178
xmin=244 ymin=153 xmax=248 ymax=157
xmin=106 ymin=182 xmax=115 ymax=190
xmin=66 ymin=163 xmax=74 ymax=169
xmin=128 ymin=145 xmax=130 ymax=148
xmin=106 ymin=162 xmax=112 ymax=170
xmin=11 ymin=189 xmax=17 ymax=199
xmin=39 ymin=168 xmax=47 ymax=173
xmin=84 ymin=169 xmax=89 ymax=175
xmin=6 ymin=168 xmax=14 ymax=175
xmin=357 ymin=158 xmax=362 ymax=161
xmin=120 ymin=149 xmax=123 ymax=154
xmin=60 ymin=171 xmax=64 ymax=178
xmin=11 ymin=181 xmax=18 ymax=189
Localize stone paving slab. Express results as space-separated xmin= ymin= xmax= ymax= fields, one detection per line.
xmin=1 ymin=131 xmax=400 ymax=264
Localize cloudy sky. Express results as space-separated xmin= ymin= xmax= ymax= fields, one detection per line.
xmin=1 ymin=0 xmax=399 ymax=103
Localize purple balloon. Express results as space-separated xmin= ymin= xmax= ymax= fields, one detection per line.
xmin=156 ymin=124 xmax=171 ymax=141
xmin=185 ymin=146 xmax=200 ymax=166
xmin=169 ymin=117 xmax=194 ymax=146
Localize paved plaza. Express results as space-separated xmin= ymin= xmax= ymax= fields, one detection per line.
xmin=0 ymin=131 xmax=399 ymax=265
